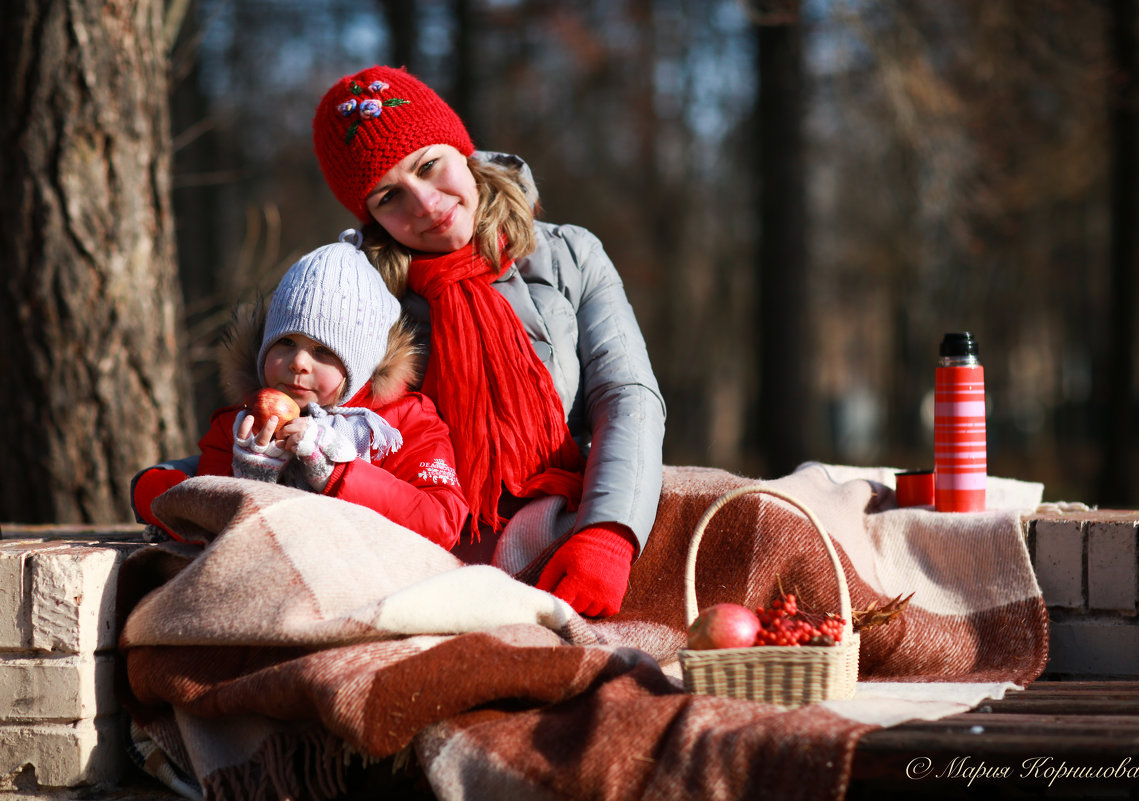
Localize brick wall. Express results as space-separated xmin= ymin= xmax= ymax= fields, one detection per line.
xmin=1025 ymin=510 xmax=1139 ymax=678
xmin=0 ymin=525 xmax=146 ymax=791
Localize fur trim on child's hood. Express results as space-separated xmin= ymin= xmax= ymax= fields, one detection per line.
xmin=218 ymin=297 xmax=421 ymax=408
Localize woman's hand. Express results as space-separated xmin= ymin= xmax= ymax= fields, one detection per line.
xmin=537 ymin=523 xmax=636 ymax=617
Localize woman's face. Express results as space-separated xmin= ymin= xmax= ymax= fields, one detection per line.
xmin=366 ymin=144 xmax=479 ymax=253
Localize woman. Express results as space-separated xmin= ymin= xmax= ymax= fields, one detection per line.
xmin=312 ymin=66 xmax=665 ymax=617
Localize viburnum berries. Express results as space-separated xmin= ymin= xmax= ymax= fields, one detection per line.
xmin=753 ymin=593 xmax=845 ymax=647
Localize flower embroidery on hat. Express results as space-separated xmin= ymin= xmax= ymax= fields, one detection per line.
xmin=338 ymin=80 xmax=410 ymax=144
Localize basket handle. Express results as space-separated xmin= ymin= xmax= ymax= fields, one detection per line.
xmin=683 ymin=485 xmax=853 ymax=637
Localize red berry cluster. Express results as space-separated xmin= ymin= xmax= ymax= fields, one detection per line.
xmin=754 ymin=593 xmax=845 ymax=647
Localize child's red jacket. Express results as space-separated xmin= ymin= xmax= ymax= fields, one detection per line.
xmin=197 ymin=387 xmax=467 ymax=550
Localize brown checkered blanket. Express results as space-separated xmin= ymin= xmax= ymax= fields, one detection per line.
xmin=118 ymin=464 xmax=1048 ymax=800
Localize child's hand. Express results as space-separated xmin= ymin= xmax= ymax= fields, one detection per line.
xmin=275 ymin=417 xmax=312 ymax=453
xmin=237 ymin=410 xmax=284 ymax=447
xmin=287 ymin=417 xmax=359 ymax=492
xmin=232 ymin=411 xmax=291 ymax=483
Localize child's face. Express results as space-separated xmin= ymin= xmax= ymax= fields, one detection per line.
xmin=263 ymin=333 xmax=348 ymax=408
xmin=365 ymin=144 xmax=479 ymax=254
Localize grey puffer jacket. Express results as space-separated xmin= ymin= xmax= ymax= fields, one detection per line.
xmin=403 ymin=210 xmax=666 ymax=553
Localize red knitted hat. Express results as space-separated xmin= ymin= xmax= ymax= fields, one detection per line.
xmin=313 ymin=66 xmax=475 ymax=223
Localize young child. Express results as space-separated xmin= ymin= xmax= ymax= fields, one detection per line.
xmin=133 ymin=233 xmax=468 ymax=550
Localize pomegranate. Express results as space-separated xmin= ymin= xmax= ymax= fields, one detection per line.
xmin=686 ymin=603 xmax=761 ymax=650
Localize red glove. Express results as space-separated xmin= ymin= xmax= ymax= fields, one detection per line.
xmin=536 ymin=523 xmax=636 ymax=617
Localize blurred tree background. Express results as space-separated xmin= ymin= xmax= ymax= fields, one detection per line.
xmin=3 ymin=0 xmax=1136 ymax=521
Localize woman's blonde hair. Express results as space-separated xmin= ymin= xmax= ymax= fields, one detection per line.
xmin=362 ymin=156 xmax=537 ymax=297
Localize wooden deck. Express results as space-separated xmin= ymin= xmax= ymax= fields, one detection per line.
xmin=848 ymin=680 xmax=1139 ymax=799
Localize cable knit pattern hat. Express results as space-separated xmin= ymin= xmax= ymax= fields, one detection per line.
xmin=313 ymin=66 xmax=475 ymax=223
xmin=259 ymin=235 xmax=401 ymax=404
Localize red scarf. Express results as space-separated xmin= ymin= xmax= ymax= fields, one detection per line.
xmin=409 ymin=242 xmax=584 ymax=535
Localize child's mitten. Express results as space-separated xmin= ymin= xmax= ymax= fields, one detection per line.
xmin=294 ymin=417 xmax=359 ymax=491
xmin=130 ymin=466 xmax=188 ymax=533
xmin=232 ymin=411 xmax=291 ymax=483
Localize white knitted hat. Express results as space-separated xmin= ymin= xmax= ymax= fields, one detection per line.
xmin=258 ymin=234 xmax=400 ymax=405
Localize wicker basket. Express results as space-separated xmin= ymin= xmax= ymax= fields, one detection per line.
xmin=678 ymin=485 xmax=860 ymax=706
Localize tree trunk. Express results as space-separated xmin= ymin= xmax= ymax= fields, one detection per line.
xmin=380 ymin=0 xmax=417 ymax=71
xmin=169 ymin=0 xmax=227 ymax=435
xmin=451 ymin=0 xmax=477 ymax=141
xmin=754 ymin=2 xmax=810 ymax=477
xmin=0 ymin=0 xmax=193 ymax=523
xmin=1097 ymin=0 xmax=1138 ymax=505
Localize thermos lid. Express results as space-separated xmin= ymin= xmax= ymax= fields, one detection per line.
xmin=940 ymin=331 xmax=979 ymax=359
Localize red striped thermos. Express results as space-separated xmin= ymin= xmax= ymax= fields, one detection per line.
xmin=934 ymin=332 xmax=987 ymax=512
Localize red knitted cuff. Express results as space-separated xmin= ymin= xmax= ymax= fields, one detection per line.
xmin=574 ymin=523 xmax=636 ymax=560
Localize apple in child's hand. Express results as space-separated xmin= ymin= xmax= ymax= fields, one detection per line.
xmin=245 ymin=388 xmax=301 ymax=432
xmin=686 ymin=603 xmax=761 ymax=650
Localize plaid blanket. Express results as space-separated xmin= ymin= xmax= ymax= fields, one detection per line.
xmin=117 ymin=464 xmax=1048 ymax=801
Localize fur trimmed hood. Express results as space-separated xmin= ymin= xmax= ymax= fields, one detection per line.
xmin=218 ymin=298 xmax=421 ymax=408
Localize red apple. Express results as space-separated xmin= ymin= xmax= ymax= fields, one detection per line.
xmin=245 ymin=388 xmax=301 ymax=432
xmin=686 ymin=603 xmax=761 ymax=650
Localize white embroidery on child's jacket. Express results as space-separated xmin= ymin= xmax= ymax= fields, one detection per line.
xmin=418 ymin=459 xmax=459 ymax=486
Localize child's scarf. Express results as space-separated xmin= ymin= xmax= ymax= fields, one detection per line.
xmin=409 ymin=242 xmax=584 ymax=536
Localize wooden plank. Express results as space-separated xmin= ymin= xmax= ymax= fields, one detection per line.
xmin=1015 ymin=680 xmax=1139 ymax=692
xmin=851 ymin=737 xmax=1139 ymax=796
xmin=858 ymin=728 xmax=1139 ymax=756
xmin=849 ymin=681 xmax=1139 ymax=798
xmin=848 ymin=753 xmax=1139 ymax=800
xmin=879 ymin=712 xmax=1139 ymax=735
xmin=979 ymin=696 xmax=1139 ymax=715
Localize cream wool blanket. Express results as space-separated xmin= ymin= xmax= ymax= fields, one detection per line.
xmin=118 ymin=464 xmax=1048 ymax=801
